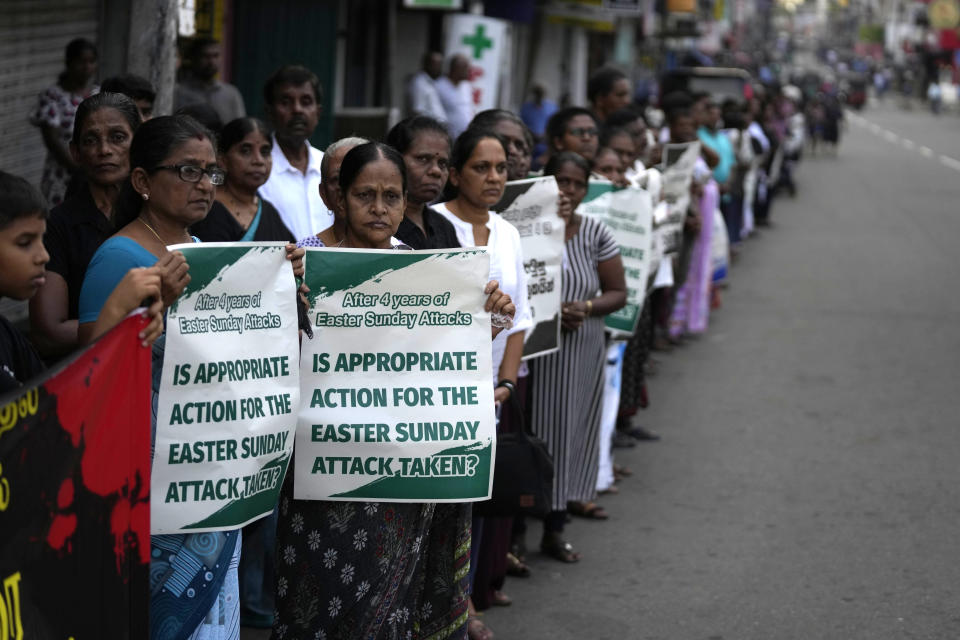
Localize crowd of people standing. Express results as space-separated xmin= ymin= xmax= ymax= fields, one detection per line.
xmin=1 ymin=36 xmax=808 ymax=640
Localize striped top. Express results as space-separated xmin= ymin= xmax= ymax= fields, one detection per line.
xmin=562 ymin=214 xmax=620 ymax=302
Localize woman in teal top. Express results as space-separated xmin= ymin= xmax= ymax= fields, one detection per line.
xmin=79 ymin=115 xmax=304 ymax=640
xmin=189 ymin=117 xmax=293 ymax=244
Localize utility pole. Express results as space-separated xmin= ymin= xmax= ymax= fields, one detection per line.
xmin=127 ymin=0 xmax=178 ymax=116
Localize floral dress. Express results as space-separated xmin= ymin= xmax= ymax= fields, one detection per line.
xmin=273 ymin=480 xmax=471 ymax=640
xmin=274 ymin=238 xmax=471 ymax=640
xmin=30 ymin=83 xmax=98 ymax=206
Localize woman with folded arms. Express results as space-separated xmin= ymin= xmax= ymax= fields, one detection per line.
xmin=30 ymin=92 xmax=141 ymax=357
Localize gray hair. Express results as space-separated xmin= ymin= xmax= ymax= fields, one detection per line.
xmin=321 ymin=136 xmax=369 ymax=181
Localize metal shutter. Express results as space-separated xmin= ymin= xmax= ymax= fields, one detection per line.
xmin=0 ymin=0 xmax=100 ymax=189
xmin=0 ymin=1 xmax=99 ymax=326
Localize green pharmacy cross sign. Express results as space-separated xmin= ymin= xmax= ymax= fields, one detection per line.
xmin=462 ymin=24 xmax=493 ymax=59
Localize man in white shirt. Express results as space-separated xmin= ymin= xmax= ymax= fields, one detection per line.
xmin=259 ymin=65 xmax=331 ymax=240
xmin=435 ymin=54 xmax=474 ymax=139
xmin=406 ymin=52 xmax=447 ymax=122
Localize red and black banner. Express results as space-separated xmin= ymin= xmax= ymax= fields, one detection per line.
xmin=0 ymin=315 xmax=150 ymax=639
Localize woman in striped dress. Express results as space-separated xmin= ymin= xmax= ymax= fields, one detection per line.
xmin=530 ymin=152 xmax=627 ymax=562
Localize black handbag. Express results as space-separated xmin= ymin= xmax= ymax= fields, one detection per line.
xmin=473 ymin=394 xmax=554 ymax=518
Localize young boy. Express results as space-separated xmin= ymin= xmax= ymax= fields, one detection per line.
xmin=0 ymin=171 xmax=166 ymax=393
xmin=0 ymin=172 xmax=49 ymax=392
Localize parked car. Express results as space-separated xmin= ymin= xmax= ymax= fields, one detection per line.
xmin=659 ymin=67 xmax=752 ymax=103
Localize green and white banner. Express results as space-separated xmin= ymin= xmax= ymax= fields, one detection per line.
xmin=153 ymin=243 xmax=300 ymax=533
xmin=660 ymin=142 xmax=701 ymax=255
xmin=578 ymin=180 xmax=654 ymax=337
xmin=492 ymin=177 xmax=563 ymax=359
xmin=296 ymin=248 xmax=496 ymax=502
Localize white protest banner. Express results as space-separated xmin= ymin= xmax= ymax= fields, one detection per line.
xmin=154 ymin=243 xmax=300 ymax=534
xmin=660 ymin=141 xmax=701 ymax=254
xmin=444 ymin=14 xmax=508 ymax=111
xmin=296 ymin=248 xmax=496 ymax=502
xmin=647 ymin=200 xmax=670 ymax=292
xmin=578 ymin=180 xmax=655 ymax=337
xmin=492 ymin=177 xmax=563 ymax=359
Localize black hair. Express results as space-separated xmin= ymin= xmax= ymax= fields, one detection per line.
xmin=666 ymin=105 xmax=693 ymax=126
xmin=187 ymin=37 xmax=219 ymax=60
xmin=338 ymin=142 xmax=408 ymax=195
xmin=587 ymin=67 xmax=627 ymax=103
xmin=470 ymin=109 xmax=526 ymax=136
xmin=64 ymin=38 xmax=97 ymax=66
xmin=545 ymin=107 xmax=597 ymax=150
xmin=114 ymin=115 xmax=215 ymax=228
xmin=600 ymin=126 xmax=633 ymax=148
xmin=593 ymin=145 xmax=620 ymax=165
xmin=660 ymin=91 xmax=693 ymax=114
xmin=175 ymin=102 xmax=223 ymax=135
xmin=691 ymin=90 xmax=711 ymax=104
xmin=100 ymin=74 xmax=156 ymax=103
xmin=72 ymin=92 xmax=142 ymax=146
xmin=605 ymin=107 xmax=645 ymax=129
xmin=450 ymin=128 xmax=507 ymax=172
xmin=0 ymin=172 xmax=47 ymax=229
xmin=263 ymin=65 xmax=324 ymax=107
xmin=470 ymin=109 xmax=534 ymax=158
xmin=721 ymin=98 xmax=746 ymax=129
xmin=543 ymin=151 xmax=590 ymax=180
xmin=442 ymin=128 xmax=507 ymax=201
xmin=59 ymin=38 xmax=97 ymax=85
xmin=385 ymin=115 xmax=451 ymax=154
xmin=218 ymin=117 xmax=273 ymax=155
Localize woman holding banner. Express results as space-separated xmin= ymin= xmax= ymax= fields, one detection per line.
xmin=530 ymin=152 xmax=626 ymax=562
xmin=463 ymin=111 xmax=540 ymax=609
xmin=77 ymin=115 xmax=305 ymax=640
xmin=274 ymin=141 xmax=516 ymax=640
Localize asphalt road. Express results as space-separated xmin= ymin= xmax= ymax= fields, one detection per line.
xmin=243 ymin=103 xmax=960 ymax=640
xmin=479 ymin=105 xmax=960 ymax=640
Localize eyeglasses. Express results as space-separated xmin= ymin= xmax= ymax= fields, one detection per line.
xmin=567 ymin=127 xmax=598 ymax=138
xmin=154 ymin=164 xmax=226 ymax=185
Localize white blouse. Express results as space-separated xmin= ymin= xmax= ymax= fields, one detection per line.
xmin=433 ymin=203 xmax=533 ymax=380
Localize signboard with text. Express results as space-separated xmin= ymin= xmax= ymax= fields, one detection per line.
xmin=296 ymin=248 xmax=497 ymax=502
xmin=154 ymin=242 xmax=300 ymax=534
xmin=492 ymin=177 xmax=564 ymax=359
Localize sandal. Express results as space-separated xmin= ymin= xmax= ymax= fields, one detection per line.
xmin=567 ymin=501 xmax=609 ymax=520
xmin=613 ymin=463 xmax=632 ymax=478
xmin=509 ymin=537 xmax=527 ymax=563
xmin=505 ymin=552 xmax=531 ymax=578
xmin=540 ymin=532 xmax=581 ymax=563
xmin=467 ymin=615 xmax=494 ymax=640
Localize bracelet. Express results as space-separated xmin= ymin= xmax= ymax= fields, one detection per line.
xmin=496 ymin=379 xmax=516 ymax=398
xmin=585 ymin=299 xmax=593 ymax=316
